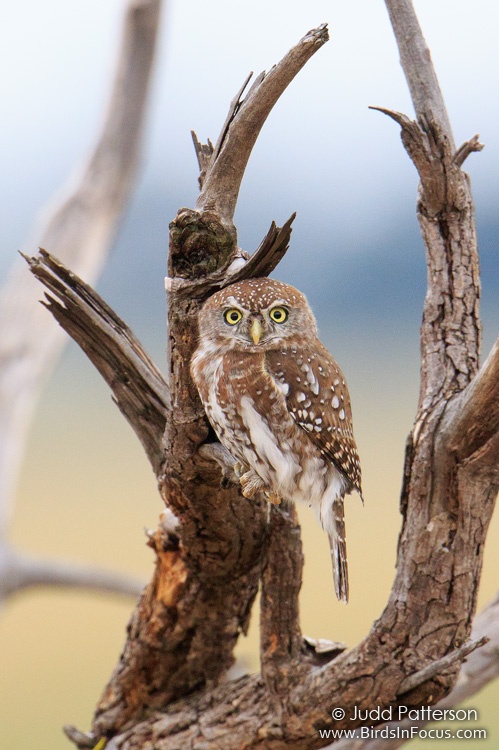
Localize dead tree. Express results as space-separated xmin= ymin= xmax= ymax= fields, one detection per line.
xmin=0 ymin=0 xmax=161 ymax=603
xmin=25 ymin=2 xmax=498 ymax=748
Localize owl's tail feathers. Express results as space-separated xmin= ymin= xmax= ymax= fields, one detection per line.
xmin=322 ymin=497 xmax=349 ymax=603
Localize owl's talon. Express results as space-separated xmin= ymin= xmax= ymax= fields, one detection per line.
xmin=239 ymin=469 xmax=266 ymax=499
xmin=266 ymin=492 xmax=282 ymax=506
xmin=241 ymin=486 xmax=256 ymax=499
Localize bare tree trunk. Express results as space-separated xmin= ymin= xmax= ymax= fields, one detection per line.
xmin=25 ymin=6 xmax=498 ymax=750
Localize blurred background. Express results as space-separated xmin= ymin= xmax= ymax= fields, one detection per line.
xmin=0 ymin=1 xmax=498 ymax=748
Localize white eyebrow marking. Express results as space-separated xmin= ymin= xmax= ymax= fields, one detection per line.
xmin=224 ymin=296 xmax=244 ymax=309
xmin=261 ymin=298 xmax=289 ymax=313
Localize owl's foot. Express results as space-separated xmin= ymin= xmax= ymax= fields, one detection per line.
xmin=239 ymin=469 xmax=266 ymax=499
xmin=198 ymin=443 xmax=238 ymax=485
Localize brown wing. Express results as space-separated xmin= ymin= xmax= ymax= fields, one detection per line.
xmin=265 ymin=341 xmax=362 ymax=497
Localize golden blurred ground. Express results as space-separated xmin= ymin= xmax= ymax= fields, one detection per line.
xmin=1 ymin=345 xmax=498 ymax=749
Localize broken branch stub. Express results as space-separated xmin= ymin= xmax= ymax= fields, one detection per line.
xmin=164 ymin=212 xmax=296 ymax=300
xmin=24 ymin=249 xmax=170 ymax=475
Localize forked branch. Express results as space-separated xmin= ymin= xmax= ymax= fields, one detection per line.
xmin=194 ymin=25 xmax=328 ymax=228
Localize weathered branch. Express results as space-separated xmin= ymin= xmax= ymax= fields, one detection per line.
xmin=228 ymin=214 xmax=297 ymax=283
xmin=0 ymin=0 xmax=161 ymax=539
xmin=0 ymin=545 xmax=143 ymax=601
xmin=332 ymin=593 xmax=499 ymax=750
xmin=381 ymin=0 xmax=481 ymax=405
xmin=24 ymin=250 xmax=170 ymax=475
xmin=396 ymin=636 xmax=488 ymax=696
xmin=260 ymin=504 xmax=304 ymax=707
xmin=91 ymin=474 xmax=269 ymax=738
xmin=190 ymin=70 xmax=253 ymax=188
xmin=454 ymin=133 xmax=484 ymax=168
xmin=195 ymin=24 xmax=328 ymax=228
xmin=383 ymin=0 xmax=454 ymax=146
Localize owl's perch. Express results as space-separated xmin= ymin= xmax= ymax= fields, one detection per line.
xmin=26 ymin=7 xmax=499 ymax=750
xmin=260 ymin=504 xmax=306 ymax=713
xmin=96 ymin=24 xmax=330 ymax=738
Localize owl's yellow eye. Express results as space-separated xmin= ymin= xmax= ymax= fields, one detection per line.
xmin=269 ymin=306 xmax=288 ymax=324
xmin=224 ymin=308 xmax=243 ymax=325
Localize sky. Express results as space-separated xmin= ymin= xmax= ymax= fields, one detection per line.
xmin=0 ymin=1 xmax=498 ymax=748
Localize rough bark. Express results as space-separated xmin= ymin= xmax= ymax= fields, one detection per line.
xmin=332 ymin=592 xmax=499 ymax=750
xmin=24 ymin=8 xmax=499 ymax=750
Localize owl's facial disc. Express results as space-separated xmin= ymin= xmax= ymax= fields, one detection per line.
xmin=215 ymin=294 xmax=296 ymax=350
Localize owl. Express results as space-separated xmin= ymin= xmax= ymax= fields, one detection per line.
xmin=190 ymin=278 xmax=362 ymax=602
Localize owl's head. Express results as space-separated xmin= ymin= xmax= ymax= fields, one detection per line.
xmin=198 ymin=278 xmax=318 ymax=351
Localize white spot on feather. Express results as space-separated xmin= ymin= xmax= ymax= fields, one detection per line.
xmin=305 ymin=367 xmax=320 ymax=395
xmin=276 ymin=380 xmax=290 ymax=396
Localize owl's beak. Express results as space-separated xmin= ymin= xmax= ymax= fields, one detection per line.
xmin=250 ymin=318 xmax=263 ymax=345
